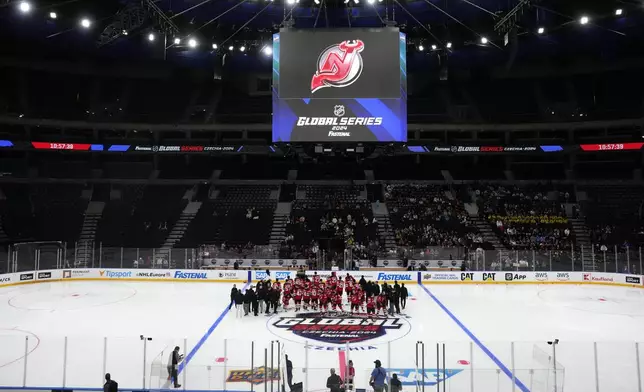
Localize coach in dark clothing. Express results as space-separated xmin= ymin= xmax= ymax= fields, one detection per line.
xmin=167 ymin=346 xmax=183 ymax=388
xmin=103 ymin=373 xmax=117 ymax=392
xmin=326 ymin=369 xmax=343 ymax=392
xmin=251 ymin=287 xmax=259 ymax=316
xmin=229 ymin=284 xmax=238 ymax=310
xmin=359 ymin=276 xmax=367 ymax=289
xmin=244 ymin=287 xmax=255 ymax=316
xmin=400 ymin=284 xmax=408 ymax=309
xmin=270 ymin=288 xmax=280 ymax=314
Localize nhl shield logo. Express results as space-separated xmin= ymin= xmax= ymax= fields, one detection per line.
xmin=334 ymin=105 xmax=345 ymax=117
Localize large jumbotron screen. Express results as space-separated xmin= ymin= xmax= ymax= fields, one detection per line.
xmin=272 ymin=28 xmax=407 ymax=142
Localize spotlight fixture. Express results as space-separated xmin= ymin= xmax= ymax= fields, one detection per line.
xmin=480 ymin=37 xmax=488 ymax=44
xmin=228 ymin=45 xmax=234 ymax=51
xmin=314 ymin=0 xmax=320 ymax=4
xmin=579 ymin=16 xmax=589 ymax=25
xmin=431 ymin=44 xmax=437 ymax=50
xmin=174 ymin=38 xmax=181 ymax=45
xmin=188 ymin=38 xmax=198 ymax=48
xmin=287 ymin=0 xmax=295 ymax=4
xmin=537 ymin=27 xmax=545 ymax=34
xmin=354 ymin=0 xmax=359 ymax=4
xmin=615 ymin=9 xmax=622 ymax=16
xmin=49 ymin=12 xmax=58 ymax=19
xmin=80 ymin=18 xmax=91 ymax=28
xmin=446 ymin=42 xmax=452 ymax=49
xmin=18 ymin=1 xmax=31 ymax=13
xmin=240 ymin=46 xmax=246 ymax=52
xmin=367 ymin=0 xmax=375 ymax=4
xmin=344 ymin=0 xmax=350 ymax=3
xmin=212 ymin=43 xmax=218 ymax=49
xmin=148 ymin=33 xmax=155 ymax=42
xmin=122 ymin=30 xmax=128 ymax=36
xmin=418 ymin=45 xmax=424 ymax=51
xmin=263 ymin=46 xmax=273 ymax=56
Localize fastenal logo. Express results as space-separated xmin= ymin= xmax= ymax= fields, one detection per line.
xmin=311 ymin=40 xmax=365 ymax=93
xmin=271 ymin=312 xmax=411 ymax=344
xmin=174 ymin=271 xmax=207 ymax=279
xmin=377 ymin=273 xmax=412 ymax=281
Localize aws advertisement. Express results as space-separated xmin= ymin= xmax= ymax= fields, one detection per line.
xmin=272 ymin=28 xmax=407 ymax=142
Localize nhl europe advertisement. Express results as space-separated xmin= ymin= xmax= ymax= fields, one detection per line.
xmin=272 ymin=28 xmax=407 ymax=142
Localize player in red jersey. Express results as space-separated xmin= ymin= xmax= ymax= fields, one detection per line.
xmin=335 ymin=280 xmax=344 ymax=297
xmin=293 ymin=288 xmax=303 ymax=311
xmin=312 ymin=273 xmax=321 ymax=286
xmin=332 ymin=292 xmax=343 ymax=311
xmin=345 ymin=278 xmax=354 ymax=297
xmin=310 ymin=287 xmax=319 ymax=310
xmin=319 ymin=289 xmax=328 ymax=312
xmin=377 ymin=292 xmax=387 ymax=316
xmin=350 ymin=291 xmax=361 ymax=313
xmin=303 ymin=287 xmax=311 ymax=310
xmin=282 ymin=290 xmax=291 ymax=310
xmin=327 ymin=273 xmax=337 ymax=289
xmin=366 ymin=295 xmax=376 ymax=315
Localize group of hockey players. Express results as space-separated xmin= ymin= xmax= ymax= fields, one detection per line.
xmin=237 ymin=271 xmax=408 ymax=316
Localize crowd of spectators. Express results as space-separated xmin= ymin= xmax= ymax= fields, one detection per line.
xmin=385 ymin=184 xmax=484 ymax=249
xmin=475 ymin=185 xmax=574 ymax=250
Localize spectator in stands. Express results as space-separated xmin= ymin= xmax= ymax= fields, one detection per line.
xmin=103 ymin=373 xmax=118 ymax=392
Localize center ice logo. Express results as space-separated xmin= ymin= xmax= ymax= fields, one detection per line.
xmin=272 ymin=312 xmax=411 ymax=344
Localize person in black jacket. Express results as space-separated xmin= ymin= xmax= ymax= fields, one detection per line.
xmin=326 ymin=369 xmax=343 ymax=392
xmin=103 ymin=373 xmax=118 ymax=392
xmin=257 ymin=282 xmax=266 ymax=314
xmin=400 ymin=284 xmax=408 ymax=310
xmin=359 ymin=276 xmax=367 ymax=290
xmin=390 ymin=373 xmax=402 ymax=392
xmin=243 ymin=287 xmax=254 ymax=316
xmin=270 ymin=287 xmax=280 ymax=314
xmin=235 ymin=289 xmax=245 ymax=318
xmin=167 ymin=346 xmax=183 ymax=388
xmin=251 ymin=286 xmax=259 ymax=316
xmin=229 ymin=284 xmax=238 ymax=310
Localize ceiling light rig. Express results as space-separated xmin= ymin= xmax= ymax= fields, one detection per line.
xmin=18 ymin=1 xmax=31 ymax=13
xmin=579 ymin=16 xmax=589 ymax=25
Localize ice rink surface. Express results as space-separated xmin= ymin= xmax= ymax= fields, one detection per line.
xmin=1 ymin=280 xmax=644 ymax=392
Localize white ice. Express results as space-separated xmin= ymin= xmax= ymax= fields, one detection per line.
xmin=0 ymin=280 xmax=643 ymax=392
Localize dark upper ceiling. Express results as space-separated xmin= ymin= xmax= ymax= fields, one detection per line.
xmin=0 ymin=0 xmax=643 ymax=71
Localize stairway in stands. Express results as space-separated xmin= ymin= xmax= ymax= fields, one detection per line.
xmin=269 ymin=203 xmax=291 ymax=247
xmin=470 ymin=217 xmax=504 ymax=250
xmin=75 ymin=201 xmax=105 ymax=267
xmin=157 ymin=201 xmax=202 ymax=262
xmin=569 ymin=217 xmax=596 ymax=271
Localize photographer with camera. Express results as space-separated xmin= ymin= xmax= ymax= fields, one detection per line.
xmin=369 ymin=360 xmax=387 ymax=392
xmin=167 ymin=346 xmax=184 ymax=388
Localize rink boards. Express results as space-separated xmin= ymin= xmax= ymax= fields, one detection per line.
xmin=0 ymin=269 xmax=642 ymax=288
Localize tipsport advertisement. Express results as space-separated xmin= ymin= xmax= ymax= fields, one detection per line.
xmin=272 ymin=28 xmax=407 ymax=142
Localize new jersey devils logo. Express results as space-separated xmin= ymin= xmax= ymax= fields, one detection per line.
xmin=311 ymin=40 xmax=365 ymax=93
